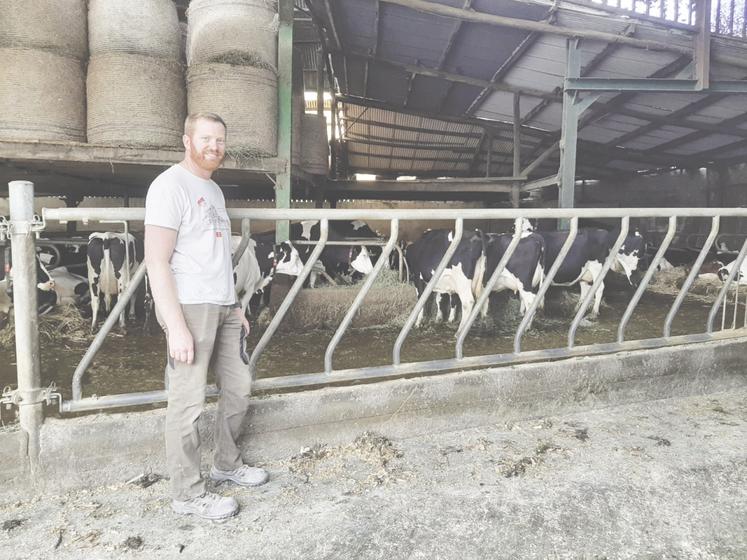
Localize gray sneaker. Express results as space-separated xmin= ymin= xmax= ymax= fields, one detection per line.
xmin=210 ymin=464 xmax=269 ymax=487
xmin=171 ymin=491 xmax=239 ymax=520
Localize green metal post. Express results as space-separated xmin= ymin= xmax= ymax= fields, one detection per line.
xmin=276 ymin=0 xmax=293 ymax=243
xmin=558 ymin=39 xmax=581 ymax=229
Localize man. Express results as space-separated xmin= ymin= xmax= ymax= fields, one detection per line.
xmin=144 ymin=112 xmax=268 ymax=521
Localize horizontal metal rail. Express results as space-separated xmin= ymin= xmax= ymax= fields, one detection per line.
xmin=42 ymin=207 xmax=747 ymax=222
xmin=34 ymin=206 xmax=747 ymax=414
xmin=59 ymin=330 xmax=743 ymax=413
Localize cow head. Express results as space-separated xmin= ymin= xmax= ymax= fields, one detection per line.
xmin=718 ymin=261 xmax=743 ymax=283
xmin=350 ymin=245 xmax=374 ymax=275
xmin=614 ymin=231 xmax=646 ymax=284
xmin=270 ymin=241 xmax=305 ymax=276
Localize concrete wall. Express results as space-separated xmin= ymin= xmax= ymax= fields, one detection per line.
xmin=1 ymin=337 xmax=745 ymax=490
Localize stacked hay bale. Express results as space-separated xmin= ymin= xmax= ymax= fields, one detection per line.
xmin=87 ymin=0 xmax=185 ymax=147
xmin=301 ymin=114 xmax=329 ymax=175
xmin=187 ymin=0 xmax=279 ymax=157
xmin=0 ymin=0 xmax=87 ymax=141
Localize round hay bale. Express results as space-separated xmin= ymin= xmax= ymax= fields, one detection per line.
xmin=88 ymin=0 xmax=181 ymax=59
xmin=87 ymin=53 xmax=185 ymax=147
xmin=0 ymin=0 xmax=87 ymax=59
xmin=301 ymin=114 xmax=329 ymax=175
xmin=187 ymin=62 xmax=277 ymax=157
xmin=0 ymin=48 xmax=85 ymax=142
xmin=187 ymin=0 xmax=278 ymax=69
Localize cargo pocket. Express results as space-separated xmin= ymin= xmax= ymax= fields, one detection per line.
xmin=239 ymin=325 xmax=250 ymax=365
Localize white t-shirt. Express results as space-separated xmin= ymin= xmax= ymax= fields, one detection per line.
xmin=144 ymin=164 xmax=235 ymax=305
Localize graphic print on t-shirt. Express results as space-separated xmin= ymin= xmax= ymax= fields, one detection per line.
xmin=197 ymin=196 xmax=230 ymax=238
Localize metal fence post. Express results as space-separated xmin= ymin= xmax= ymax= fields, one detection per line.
xmin=8 ymin=180 xmax=43 ymax=476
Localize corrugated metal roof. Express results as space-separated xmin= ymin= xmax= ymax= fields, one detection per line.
xmin=308 ymin=0 xmax=747 ymax=179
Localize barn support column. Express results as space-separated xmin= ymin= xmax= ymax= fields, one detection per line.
xmin=512 ymin=92 xmax=521 ymax=208
xmin=559 ymin=39 xmax=599 ymax=228
xmin=7 ymin=181 xmax=43 ymax=477
xmin=317 ymin=45 xmax=325 ymax=117
xmin=275 ymin=0 xmax=294 ymax=243
xmin=694 ymin=0 xmax=711 ymax=90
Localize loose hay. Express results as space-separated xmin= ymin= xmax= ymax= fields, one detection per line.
xmin=0 ymin=48 xmax=86 ymax=142
xmin=648 ymin=265 xmax=737 ymax=300
xmin=268 ymin=276 xmax=415 ymax=331
xmin=1 ymin=305 xmax=91 ymax=347
xmin=285 ymin=432 xmax=404 ymax=489
xmin=88 ymin=0 xmax=181 ymax=59
xmin=87 ymin=53 xmax=186 ymax=148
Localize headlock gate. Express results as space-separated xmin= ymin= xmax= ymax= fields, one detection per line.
xmin=3 ymin=180 xmax=747 ymax=472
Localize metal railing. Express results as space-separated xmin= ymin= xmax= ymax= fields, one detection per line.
xmin=10 ymin=205 xmax=747 ymax=413
xmin=572 ymin=0 xmax=747 ymax=39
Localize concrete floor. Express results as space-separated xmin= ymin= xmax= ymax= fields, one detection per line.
xmin=1 ymin=387 xmax=745 ymax=560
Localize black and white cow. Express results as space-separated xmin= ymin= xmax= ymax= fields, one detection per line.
xmin=405 ymin=229 xmax=485 ymax=331
xmin=477 ymin=231 xmax=545 ymax=318
xmin=718 ymin=259 xmax=747 ymax=285
xmin=537 ymin=228 xmax=646 ymax=317
xmin=3 ymin=249 xmax=57 ymax=315
xmin=240 ymin=231 xmax=306 ymax=315
xmin=87 ymin=232 xmax=138 ymax=331
xmin=291 ymin=221 xmax=374 ymax=286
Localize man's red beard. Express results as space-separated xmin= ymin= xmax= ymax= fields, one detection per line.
xmin=190 ymin=145 xmax=224 ymax=172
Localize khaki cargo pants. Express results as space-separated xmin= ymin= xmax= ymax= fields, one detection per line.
xmin=158 ymin=304 xmax=250 ymax=501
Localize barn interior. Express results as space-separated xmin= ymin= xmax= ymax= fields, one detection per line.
xmin=1 ymin=0 xmax=746 ymax=227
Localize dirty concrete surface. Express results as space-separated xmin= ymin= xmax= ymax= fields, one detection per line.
xmin=1 ymin=387 xmax=746 ymax=560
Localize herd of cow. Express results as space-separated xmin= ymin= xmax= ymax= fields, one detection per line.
xmin=0 ymin=218 xmax=745 ymax=336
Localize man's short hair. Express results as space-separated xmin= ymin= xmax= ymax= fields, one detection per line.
xmin=184 ymin=112 xmax=227 ymax=136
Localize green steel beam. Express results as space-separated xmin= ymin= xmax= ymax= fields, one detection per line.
xmin=559 ymin=39 xmax=581 ymax=218
xmin=565 ymin=78 xmax=747 ymax=93
xmin=276 ymin=0 xmax=293 ymax=243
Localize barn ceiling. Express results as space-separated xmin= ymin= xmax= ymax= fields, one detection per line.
xmin=307 ymin=0 xmax=747 ymax=180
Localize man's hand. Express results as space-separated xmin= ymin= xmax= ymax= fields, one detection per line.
xmin=235 ymin=307 xmax=250 ymax=334
xmin=169 ymin=323 xmax=194 ymax=365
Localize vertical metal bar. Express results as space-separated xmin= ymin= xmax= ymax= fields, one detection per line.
xmin=71 ymin=263 xmax=147 ymax=401
xmin=455 ymin=218 xmax=523 ymax=359
xmin=675 ymin=0 xmax=680 ymax=22
xmin=330 ymin=97 xmax=338 ymax=179
xmin=664 ymin=216 xmax=720 ymax=337
xmin=275 ymin=0 xmax=293 ymax=243
xmin=514 ymin=218 xmax=579 ymax=353
xmin=393 ymin=219 xmax=464 ymax=365
xmin=568 ymin=217 xmax=630 ymax=349
xmin=248 ymin=220 xmax=329 ymax=381
xmin=559 ymin=39 xmax=582 ymax=229
xmin=708 ymin=237 xmax=747 ymax=332
xmin=317 ymin=46 xmax=325 ymax=117
xmin=715 ymin=0 xmax=722 ymax=33
xmin=695 ymin=0 xmax=712 ymax=89
xmin=731 ymin=275 xmax=739 ymax=328
xmin=512 ymin=92 xmax=522 ymax=209
xmin=618 ymin=216 xmax=677 ymax=342
xmin=8 ymin=180 xmax=42 ymax=475
xmin=729 ymin=0 xmax=736 ymax=35
xmin=231 ymin=219 xmax=252 ymax=268
xmin=485 ymin=131 xmax=493 ymax=178
xmin=325 ymin=219 xmax=399 ymax=373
